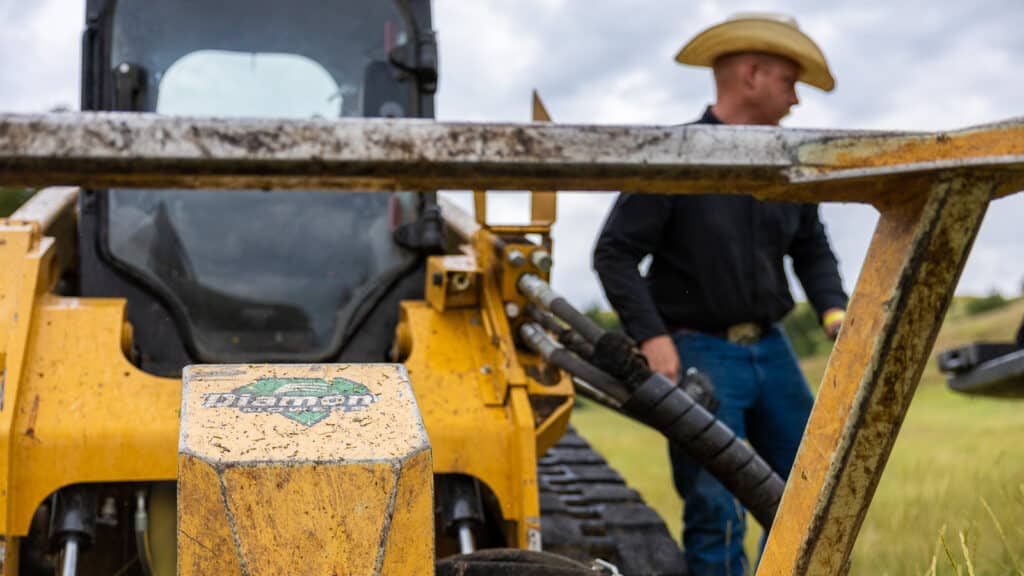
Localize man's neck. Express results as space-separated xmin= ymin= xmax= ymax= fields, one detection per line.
xmin=710 ymin=102 xmax=777 ymax=126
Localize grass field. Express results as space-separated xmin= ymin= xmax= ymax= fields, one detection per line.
xmin=572 ymin=299 xmax=1024 ymax=576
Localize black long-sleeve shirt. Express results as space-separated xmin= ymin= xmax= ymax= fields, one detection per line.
xmin=593 ymin=108 xmax=848 ymax=344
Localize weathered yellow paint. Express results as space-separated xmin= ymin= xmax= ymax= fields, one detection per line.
xmin=402 ymin=176 xmax=569 ymax=549
xmin=760 ymin=198 xmax=926 ymax=574
xmin=400 ymin=299 xmax=564 ymax=549
xmin=759 ymin=175 xmax=994 ymax=574
xmin=799 ymin=123 xmax=1024 ymax=171
xmin=532 ymin=392 xmax=572 ymax=457
xmin=181 ymin=364 xmax=426 ymax=463
xmin=473 ymin=190 xmax=488 ymax=225
xmin=402 ymin=302 xmax=521 ymax=508
xmin=1 ymin=219 xmax=178 ymax=537
xmin=402 ymin=301 xmax=507 ymax=406
xmin=518 ymin=350 xmax=574 ymax=457
xmin=8 ymin=188 xmax=78 ymax=276
xmin=529 ymin=90 xmax=557 ymax=226
xmin=1 ymin=209 xmax=568 ymax=563
xmin=379 ymin=449 xmax=435 ymax=573
xmin=4 ymin=296 xmax=179 ymax=535
xmin=0 ymin=224 xmax=37 ymax=346
xmin=177 ymin=455 xmax=243 ymax=575
xmin=0 ymin=224 xmax=44 ymax=532
xmin=2 ymin=107 xmax=1023 ymax=574
xmin=470 ymin=91 xmax=558 ymax=230
xmin=509 ymin=385 xmax=542 ymax=549
xmin=425 ymin=255 xmax=481 ymax=312
xmin=478 ymin=266 xmax=529 ymax=398
xmin=222 ymin=463 xmax=398 ymax=575
xmin=179 ymin=363 xmax=433 ymax=575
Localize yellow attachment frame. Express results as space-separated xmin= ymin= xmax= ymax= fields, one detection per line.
xmin=1 ymin=109 xmax=1022 ymax=573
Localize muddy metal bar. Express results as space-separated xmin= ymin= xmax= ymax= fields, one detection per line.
xmin=0 ymin=113 xmax=1022 ymax=203
xmin=1 ymin=112 xmax=1022 ymax=574
xmin=758 ymin=174 xmax=995 ymax=575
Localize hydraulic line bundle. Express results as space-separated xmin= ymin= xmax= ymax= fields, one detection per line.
xmin=516 ymin=274 xmax=785 ymax=529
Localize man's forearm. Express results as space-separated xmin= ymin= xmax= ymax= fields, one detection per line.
xmin=594 ymin=254 xmax=667 ymax=343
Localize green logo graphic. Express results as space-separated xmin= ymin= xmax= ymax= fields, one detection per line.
xmin=201 ymin=377 xmax=377 ymax=426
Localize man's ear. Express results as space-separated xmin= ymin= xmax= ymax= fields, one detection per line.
xmin=740 ymin=59 xmax=760 ymax=92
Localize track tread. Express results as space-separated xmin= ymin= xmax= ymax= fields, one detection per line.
xmin=539 ymin=428 xmax=687 ymax=576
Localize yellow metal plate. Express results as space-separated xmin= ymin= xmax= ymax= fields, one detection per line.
xmin=181 ymin=364 xmax=427 ymax=464
xmin=179 ymin=363 xmax=433 ymax=574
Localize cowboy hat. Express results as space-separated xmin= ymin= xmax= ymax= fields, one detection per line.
xmin=675 ymin=12 xmax=835 ymax=92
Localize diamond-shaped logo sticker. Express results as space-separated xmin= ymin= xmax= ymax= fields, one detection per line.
xmin=201 ymin=377 xmax=378 ymax=426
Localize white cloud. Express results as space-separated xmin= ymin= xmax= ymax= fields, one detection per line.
xmin=0 ymin=0 xmax=82 ymax=112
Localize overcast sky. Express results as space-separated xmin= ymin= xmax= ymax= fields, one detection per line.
xmin=4 ymin=0 xmax=1023 ymax=308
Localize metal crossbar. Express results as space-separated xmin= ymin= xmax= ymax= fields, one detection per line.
xmin=0 ymin=113 xmax=1021 ymax=204
xmin=1 ymin=112 xmax=1021 ymax=575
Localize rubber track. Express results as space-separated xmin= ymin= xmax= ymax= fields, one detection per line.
xmin=538 ymin=428 xmax=688 ymax=576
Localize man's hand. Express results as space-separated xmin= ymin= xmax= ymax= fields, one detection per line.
xmin=823 ymin=308 xmax=846 ymax=340
xmin=640 ymin=335 xmax=681 ymax=383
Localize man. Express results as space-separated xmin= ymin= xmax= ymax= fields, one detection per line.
xmin=593 ymin=13 xmax=848 ymax=576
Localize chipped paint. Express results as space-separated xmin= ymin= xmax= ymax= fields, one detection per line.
xmin=2 ymin=110 xmax=1022 ymax=569
xmin=180 ymin=364 xmax=428 ymax=465
xmin=179 ymin=363 xmax=433 ymax=575
xmin=799 ymin=122 xmax=1024 ymax=170
xmin=758 ymin=174 xmax=996 ymax=575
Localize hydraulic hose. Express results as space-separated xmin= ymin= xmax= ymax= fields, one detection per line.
xmin=517 ymin=275 xmax=786 ymax=528
xmin=622 ymin=372 xmax=784 ymax=528
xmin=525 ymin=304 xmax=595 ymax=359
xmin=520 ymin=323 xmax=630 ymax=404
xmin=518 ymin=274 xmax=605 ymax=344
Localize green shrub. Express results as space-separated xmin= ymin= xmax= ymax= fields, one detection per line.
xmin=964 ymin=291 xmax=1009 ymax=316
xmin=781 ymin=301 xmax=832 ymax=358
xmin=583 ymin=306 xmax=621 ymax=332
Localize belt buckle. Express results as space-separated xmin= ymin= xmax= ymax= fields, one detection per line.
xmin=726 ymin=322 xmax=762 ymax=344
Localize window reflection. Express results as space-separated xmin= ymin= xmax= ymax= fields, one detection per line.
xmin=157 ymin=50 xmax=344 ymax=118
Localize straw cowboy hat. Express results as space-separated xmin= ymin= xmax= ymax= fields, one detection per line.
xmin=675 ymin=12 xmax=835 ymax=92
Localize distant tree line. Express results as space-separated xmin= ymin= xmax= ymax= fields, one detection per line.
xmin=963 ymin=291 xmax=1010 ymax=316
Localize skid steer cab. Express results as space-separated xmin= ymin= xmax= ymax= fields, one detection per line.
xmin=0 ymin=0 xmax=686 ymax=574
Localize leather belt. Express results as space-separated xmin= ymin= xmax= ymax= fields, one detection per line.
xmin=673 ymin=322 xmax=772 ymax=345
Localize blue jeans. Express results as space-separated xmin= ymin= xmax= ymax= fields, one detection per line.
xmin=669 ymin=325 xmax=814 ymax=576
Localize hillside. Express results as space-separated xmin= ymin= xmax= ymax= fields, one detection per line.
xmin=798 ymin=296 xmax=1023 ymax=387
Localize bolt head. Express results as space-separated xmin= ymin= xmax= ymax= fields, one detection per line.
xmin=531 ymin=250 xmax=553 ymax=272
xmin=508 ymin=250 xmax=526 ymax=267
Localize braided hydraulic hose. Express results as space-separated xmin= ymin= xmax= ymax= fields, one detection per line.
xmin=519 ymin=323 xmax=629 ymax=405
xmin=517 ymin=274 xmax=786 ymax=528
xmin=622 ymin=372 xmax=784 ymax=528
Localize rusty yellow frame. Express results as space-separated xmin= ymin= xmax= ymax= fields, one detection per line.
xmin=0 ymin=113 xmax=1022 ymax=574
xmin=473 ymin=91 xmax=557 ymax=231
